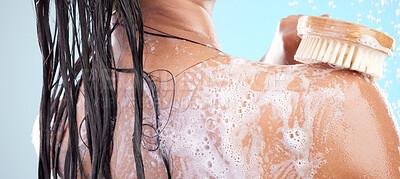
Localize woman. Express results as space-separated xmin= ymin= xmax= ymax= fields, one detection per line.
xmin=35 ymin=0 xmax=400 ymax=178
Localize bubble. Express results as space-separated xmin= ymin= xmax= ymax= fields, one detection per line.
xmin=208 ymin=161 xmax=213 ymax=168
xmin=283 ymin=127 xmax=308 ymax=154
xmin=294 ymin=159 xmax=310 ymax=177
xmin=205 ymin=118 xmax=216 ymax=131
xmin=246 ymin=93 xmax=251 ymax=100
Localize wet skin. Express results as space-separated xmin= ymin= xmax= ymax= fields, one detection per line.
xmin=57 ymin=0 xmax=400 ymax=178
xmin=261 ymin=14 xmax=329 ymax=65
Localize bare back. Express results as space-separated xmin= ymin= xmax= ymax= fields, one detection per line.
xmin=67 ymin=54 xmax=400 ymax=178
xmin=38 ymin=0 xmax=400 ymax=177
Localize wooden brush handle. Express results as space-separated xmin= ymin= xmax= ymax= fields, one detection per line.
xmin=297 ymin=16 xmax=395 ymax=55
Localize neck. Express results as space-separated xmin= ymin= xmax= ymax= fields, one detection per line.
xmin=112 ymin=0 xmax=222 ymax=74
xmin=139 ymin=0 xmax=220 ymax=49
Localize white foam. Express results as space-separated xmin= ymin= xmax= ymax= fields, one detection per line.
xmin=149 ymin=57 xmax=349 ymax=177
xmin=356 ymin=34 xmax=392 ymax=54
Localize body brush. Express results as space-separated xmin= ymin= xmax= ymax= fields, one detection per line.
xmin=294 ymin=16 xmax=395 ymax=79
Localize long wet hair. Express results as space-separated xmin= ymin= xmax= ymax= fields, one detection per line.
xmin=35 ymin=0 xmax=162 ymax=178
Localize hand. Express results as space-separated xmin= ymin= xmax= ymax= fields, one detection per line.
xmin=261 ymin=14 xmax=329 ymax=65
xmin=279 ymin=15 xmax=303 ymax=65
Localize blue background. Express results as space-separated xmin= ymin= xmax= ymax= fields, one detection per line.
xmin=0 ymin=0 xmax=398 ymax=178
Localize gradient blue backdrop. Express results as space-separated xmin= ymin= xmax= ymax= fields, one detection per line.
xmin=0 ymin=0 xmax=398 ymax=178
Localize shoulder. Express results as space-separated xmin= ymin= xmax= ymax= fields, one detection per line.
xmin=316 ymin=74 xmax=400 ymax=177
xmin=200 ymin=55 xmax=367 ymax=93
xmin=201 ymin=56 xmax=400 ymax=176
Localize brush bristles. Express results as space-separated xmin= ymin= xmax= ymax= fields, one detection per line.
xmin=294 ymin=35 xmax=387 ymax=79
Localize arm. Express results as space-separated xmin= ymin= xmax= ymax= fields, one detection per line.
xmin=261 ymin=15 xmax=329 ymax=65
xmin=260 ymin=15 xmax=303 ymax=65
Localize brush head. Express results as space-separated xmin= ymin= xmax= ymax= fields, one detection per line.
xmin=294 ymin=16 xmax=395 ymax=79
